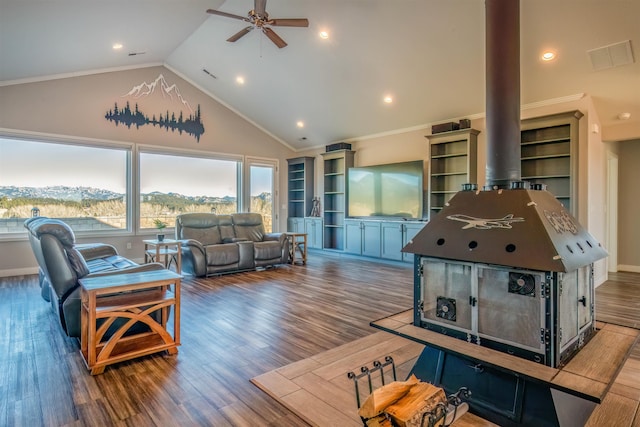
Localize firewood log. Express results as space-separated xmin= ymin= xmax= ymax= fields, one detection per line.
xmin=384 ymin=381 xmax=447 ymax=427
xmin=358 ymin=375 xmax=420 ymax=418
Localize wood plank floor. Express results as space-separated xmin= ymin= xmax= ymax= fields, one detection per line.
xmin=1 ymin=253 xmax=639 ymax=426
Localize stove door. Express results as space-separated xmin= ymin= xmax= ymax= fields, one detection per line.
xmin=419 ymin=258 xmax=474 ymax=334
xmin=476 ymin=265 xmax=546 ymax=353
xmin=559 ymin=265 xmax=594 ymax=352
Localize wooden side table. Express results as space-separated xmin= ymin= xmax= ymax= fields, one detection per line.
xmin=144 ymin=238 xmax=181 ymax=273
xmin=286 ymin=232 xmax=307 ymax=265
xmin=79 ymin=269 xmax=181 ymax=375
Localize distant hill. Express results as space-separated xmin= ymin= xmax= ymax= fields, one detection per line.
xmin=0 ymin=185 xmax=123 ymax=202
xmin=0 ymin=186 xmax=260 ymax=204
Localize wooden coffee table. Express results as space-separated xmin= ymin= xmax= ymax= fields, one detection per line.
xmin=79 ymin=269 xmax=181 ymax=375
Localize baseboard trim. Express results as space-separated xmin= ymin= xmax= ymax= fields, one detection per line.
xmin=618 ymin=265 xmax=640 ymax=273
xmin=0 ymin=267 xmax=39 ymax=278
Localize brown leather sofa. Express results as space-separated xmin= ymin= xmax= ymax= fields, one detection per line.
xmin=175 ymin=212 xmax=289 ymax=277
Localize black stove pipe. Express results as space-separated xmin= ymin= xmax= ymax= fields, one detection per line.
xmin=485 ymin=0 xmax=521 ymax=188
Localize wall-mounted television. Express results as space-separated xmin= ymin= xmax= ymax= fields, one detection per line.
xmin=348 ymin=160 xmax=424 ymax=219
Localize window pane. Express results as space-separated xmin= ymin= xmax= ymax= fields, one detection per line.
xmin=139 ymin=151 xmax=239 ymax=228
xmin=0 ymin=137 xmax=128 ymax=233
xmin=250 ymin=165 xmax=273 ymax=232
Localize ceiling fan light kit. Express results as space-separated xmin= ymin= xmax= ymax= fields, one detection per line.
xmin=206 ymin=0 xmax=309 ymax=48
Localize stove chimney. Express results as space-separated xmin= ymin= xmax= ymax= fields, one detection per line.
xmin=485 ymin=0 xmax=521 ymax=188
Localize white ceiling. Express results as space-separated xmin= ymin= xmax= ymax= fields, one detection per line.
xmin=1 ymin=0 xmax=639 ymax=151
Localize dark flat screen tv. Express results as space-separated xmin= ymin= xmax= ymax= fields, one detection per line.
xmin=348 ymin=160 xmax=424 ymax=219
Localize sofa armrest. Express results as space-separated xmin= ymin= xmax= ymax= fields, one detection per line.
xmin=86 ymin=262 xmax=166 ymax=278
xmin=76 ymin=243 xmax=118 ymax=261
xmin=180 ymin=238 xmax=205 ymax=253
xmin=179 ymin=239 xmax=207 ymax=277
xmin=264 ymin=233 xmax=286 ymax=244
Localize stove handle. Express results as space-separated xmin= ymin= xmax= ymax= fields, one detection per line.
xmin=467 ymin=363 xmax=484 ymax=374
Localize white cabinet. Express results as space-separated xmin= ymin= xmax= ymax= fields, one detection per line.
xmin=304 ymin=217 xmax=323 ymax=249
xmin=344 ymin=219 xmax=381 ymax=257
xmin=381 ymin=221 xmax=427 ymax=262
xmin=287 ymin=217 xmax=305 ymax=233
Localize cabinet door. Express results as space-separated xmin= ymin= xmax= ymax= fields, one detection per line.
xmin=305 ymin=218 xmax=323 ymax=249
xmin=381 ymin=222 xmax=404 ymax=261
xmin=362 ymin=221 xmax=381 ymax=258
xmin=287 ymin=217 xmax=304 ymax=233
xmin=344 ymin=220 xmax=363 ymax=254
xmin=402 ymin=222 xmax=426 ymax=262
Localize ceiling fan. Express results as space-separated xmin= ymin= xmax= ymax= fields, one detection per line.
xmin=206 ymin=0 xmax=309 ymax=48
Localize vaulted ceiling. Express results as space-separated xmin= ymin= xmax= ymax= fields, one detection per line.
xmin=1 ymin=0 xmax=638 ymax=150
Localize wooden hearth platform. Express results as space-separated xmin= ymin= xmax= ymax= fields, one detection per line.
xmin=251 ymin=330 xmax=496 ymax=426
xmin=252 ymin=311 xmax=640 ymax=426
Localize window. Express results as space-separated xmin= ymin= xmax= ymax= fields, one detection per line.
xmin=0 ymin=136 xmax=130 ymax=234
xmin=247 ymin=159 xmax=277 ymax=233
xmin=0 ymin=134 xmax=272 ymax=237
xmin=138 ymin=149 xmax=241 ymax=229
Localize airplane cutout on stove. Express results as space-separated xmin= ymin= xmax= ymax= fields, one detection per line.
xmin=446 ymin=214 xmax=525 ymax=230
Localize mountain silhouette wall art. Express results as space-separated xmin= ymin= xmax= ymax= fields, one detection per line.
xmin=105 ymin=74 xmax=205 ymax=142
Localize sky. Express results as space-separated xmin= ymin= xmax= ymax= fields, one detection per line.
xmin=1 ymin=138 xmax=271 ymax=198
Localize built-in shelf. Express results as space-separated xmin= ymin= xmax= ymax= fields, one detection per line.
xmin=426 ymin=129 xmax=479 ymax=219
xmin=520 ymin=110 xmax=583 ymax=215
xmin=321 ymin=150 xmax=355 ymax=250
xmin=287 ymin=157 xmax=314 ymax=222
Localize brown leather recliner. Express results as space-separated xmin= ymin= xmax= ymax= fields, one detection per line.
xmin=24 ymin=217 xmax=165 ymax=338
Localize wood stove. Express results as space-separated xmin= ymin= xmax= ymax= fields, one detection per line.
xmin=379 ymin=1 xmax=611 ymax=425
xmin=405 ymin=185 xmax=606 ymax=368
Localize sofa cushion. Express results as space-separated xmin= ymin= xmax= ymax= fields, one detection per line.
xmin=205 ymin=243 xmax=240 ymax=266
xmin=217 ymin=215 xmax=236 ymax=242
xmin=232 ymin=213 xmax=266 ymax=242
xmin=85 ymin=255 xmax=138 ymax=273
xmin=253 ymin=241 xmax=282 ymax=261
xmin=176 ymin=213 xmax=222 ymax=245
xmin=180 ymin=226 xmax=222 ymax=246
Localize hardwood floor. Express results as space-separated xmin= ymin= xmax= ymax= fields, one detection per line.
xmin=1 ymin=254 xmax=638 ymax=426
xmin=595 ymin=271 xmax=640 ymax=329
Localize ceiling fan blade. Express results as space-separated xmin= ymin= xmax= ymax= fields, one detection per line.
xmin=263 ymin=27 xmax=287 ymax=48
xmin=269 ymin=18 xmax=309 ymax=27
xmin=206 ymin=9 xmax=250 ymax=22
xmin=254 ymin=0 xmax=267 ymax=17
xmin=227 ymin=26 xmax=253 ymax=43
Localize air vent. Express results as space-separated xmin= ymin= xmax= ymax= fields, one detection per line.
xmin=587 ymin=40 xmax=634 ymax=71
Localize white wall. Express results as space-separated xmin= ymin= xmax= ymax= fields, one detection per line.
xmin=618 ymin=140 xmax=640 ymax=272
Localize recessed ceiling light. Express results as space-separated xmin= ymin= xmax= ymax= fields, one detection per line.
xmin=236 ymin=76 xmax=245 ymax=85
xmin=383 ymin=95 xmax=393 ymax=104
xmin=541 ymin=50 xmax=556 ymax=61
xmin=319 ymin=31 xmax=329 ymax=39
xmin=112 ymin=43 xmax=123 ymax=50
xmin=618 ymin=112 xmax=631 ymax=120
xmin=296 ymin=121 xmax=305 ymax=128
